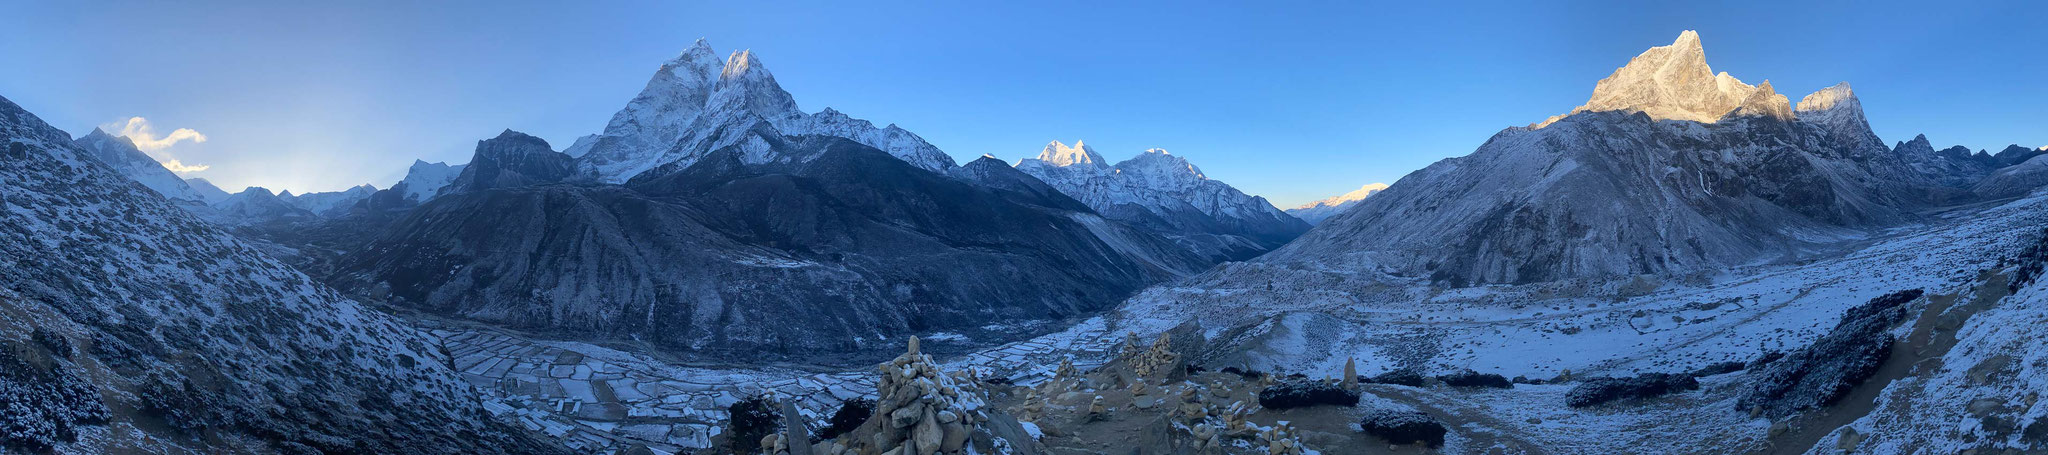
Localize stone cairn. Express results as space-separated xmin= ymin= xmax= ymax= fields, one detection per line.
xmin=1260 ymin=422 xmax=1307 ymax=455
xmin=839 ymin=336 xmax=993 ymax=455
xmin=1129 ymin=333 xmax=1179 ymax=379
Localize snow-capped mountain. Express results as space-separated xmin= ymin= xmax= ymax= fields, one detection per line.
xmin=392 ymin=159 xmax=466 ymax=203
xmin=1286 ymin=182 xmax=1388 ymax=225
xmin=1266 ymin=31 xmax=1981 ymax=285
xmin=0 ymin=94 xmax=558 ymax=454
xmin=1014 ymin=141 xmax=1310 ymax=261
xmin=574 ymin=40 xmax=955 ymax=183
xmin=72 ymin=127 xmax=208 ymax=203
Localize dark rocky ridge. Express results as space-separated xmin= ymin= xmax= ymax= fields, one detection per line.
xmin=333 ymin=134 xmax=1207 ymax=362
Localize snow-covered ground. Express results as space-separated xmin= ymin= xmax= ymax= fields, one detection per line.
xmin=437 ymin=190 xmax=2048 ymax=453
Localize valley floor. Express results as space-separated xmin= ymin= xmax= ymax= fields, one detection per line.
xmin=432 ymin=193 xmax=2048 ymax=454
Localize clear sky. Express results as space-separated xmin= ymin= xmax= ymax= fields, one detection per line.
xmin=2 ymin=1 xmax=2042 ymax=206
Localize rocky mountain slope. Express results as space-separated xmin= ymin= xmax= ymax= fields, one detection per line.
xmin=1286 ymin=182 xmax=1388 ymax=225
xmin=1014 ymin=141 xmax=1309 ymax=261
xmin=331 ymin=132 xmax=1207 ymax=363
xmin=1265 ymin=31 xmax=2002 ymax=286
xmin=575 ymin=39 xmax=955 ymax=183
xmin=0 ymin=95 xmax=559 ymax=454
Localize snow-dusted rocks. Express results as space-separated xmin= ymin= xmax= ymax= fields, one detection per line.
xmin=0 ymin=94 xmax=559 ymax=454
xmin=575 ymin=39 xmax=954 ymax=183
xmin=1286 ymin=182 xmax=1388 ymax=225
xmin=72 ymin=128 xmax=209 ymax=203
xmin=1015 ymin=141 xmax=1309 ymax=261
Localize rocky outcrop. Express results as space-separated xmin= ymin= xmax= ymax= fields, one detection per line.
xmin=1738 ymin=289 xmax=1922 ymax=418
xmin=445 ymin=130 xmax=575 ymax=194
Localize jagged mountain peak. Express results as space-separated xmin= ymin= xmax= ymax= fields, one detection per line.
xmin=1541 ymin=30 xmax=1763 ymax=126
xmin=1728 ymin=79 xmax=1794 ymax=120
xmin=668 ymin=38 xmax=715 ymax=65
xmin=450 ymin=129 xmax=573 ymax=193
xmin=77 ymin=126 xmax=136 ymax=148
xmin=576 ymin=41 xmax=953 ymax=181
xmin=1033 ymin=140 xmax=1107 ymax=167
xmin=1796 ymin=82 xmax=1858 ymax=112
xmin=1117 ymin=148 xmax=1206 ymax=180
xmin=487 ymin=128 xmax=550 ymax=148
xmin=712 ymin=49 xmax=800 ymax=118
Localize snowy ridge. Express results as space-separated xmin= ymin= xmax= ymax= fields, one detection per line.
xmin=574 ymin=39 xmax=955 ymax=183
xmin=279 ymin=183 xmax=378 ymax=217
xmin=395 ymin=159 xmax=466 ymax=203
xmin=1014 ymin=141 xmax=1309 ymax=259
xmin=1286 ymin=182 xmax=1388 ymax=225
xmin=183 ymin=177 xmax=232 ymax=204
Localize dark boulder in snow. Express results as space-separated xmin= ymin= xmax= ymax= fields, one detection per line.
xmin=1687 ymin=361 xmax=1747 ymax=378
xmin=1258 ymin=380 xmax=1361 ymax=409
xmin=1738 ymin=289 xmax=1921 ymax=418
xmin=1366 ymin=369 xmax=1427 ymax=387
xmin=1436 ymin=369 xmax=1513 ymax=388
xmin=1566 ymin=373 xmax=1701 ymax=408
xmin=1357 ymin=407 xmax=1447 ymax=447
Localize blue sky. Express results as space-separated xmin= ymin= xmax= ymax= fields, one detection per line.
xmin=2 ymin=1 xmax=2042 ymax=206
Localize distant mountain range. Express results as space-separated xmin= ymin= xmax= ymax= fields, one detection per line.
xmin=1285 ymin=182 xmax=1388 ymax=225
xmin=1014 ymin=140 xmax=1310 ymax=261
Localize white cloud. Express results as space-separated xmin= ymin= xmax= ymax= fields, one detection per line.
xmin=158 ymin=159 xmax=210 ymax=174
xmin=105 ymin=117 xmax=207 ymax=151
xmin=102 ymin=117 xmax=210 ymax=175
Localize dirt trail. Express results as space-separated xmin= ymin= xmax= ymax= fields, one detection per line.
xmin=1754 ymin=271 xmax=2008 ymax=454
